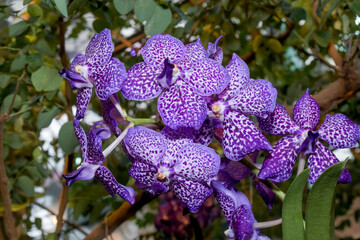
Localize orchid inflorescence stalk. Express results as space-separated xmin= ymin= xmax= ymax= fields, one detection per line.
xmin=59 ymin=28 xmax=360 ymax=240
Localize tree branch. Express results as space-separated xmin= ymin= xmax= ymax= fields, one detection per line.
xmin=113 ymin=33 xmax=147 ymax=54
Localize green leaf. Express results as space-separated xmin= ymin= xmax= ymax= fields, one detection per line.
xmin=93 ymin=19 xmax=111 ymax=33
xmin=289 ymin=8 xmax=306 ymax=22
xmin=267 ymin=38 xmax=283 ymax=53
xmin=36 ymin=106 xmax=61 ymax=129
xmin=53 ymin=0 xmax=68 ymax=18
xmin=16 ymin=176 xmax=34 ymax=198
xmin=26 ymin=54 xmax=43 ymax=72
xmin=145 ymin=6 xmax=172 ymax=36
xmin=305 ymin=161 xmax=348 ymax=240
xmin=134 ymin=0 xmax=156 ymax=22
xmin=27 ymin=4 xmax=43 ymax=17
xmin=314 ymin=29 xmax=332 ymax=47
xmin=9 ymin=21 xmax=30 ymax=37
xmin=23 ymin=0 xmax=33 ymax=4
xmin=35 ymin=40 xmax=56 ymax=57
xmin=31 ymin=66 xmax=63 ymax=92
xmin=114 ymin=0 xmax=134 ymax=15
xmin=58 ymin=121 xmax=79 ymax=155
xmin=0 ymin=74 xmax=12 ymax=88
xmin=10 ymin=54 xmax=26 ymax=72
xmin=4 ymin=132 xmax=23 ymax=149
xmin=222 ymin=0 xmax=230 ymax=10
xmin=26 ymin=166 xmax=43 ymax=180
xmin=1 ymin=94 xmax=22 ymax=114
xmin=282 ymin=169 xmax=310 ymax=240
xmin=341 ymin=14 xmax=350 ymax=34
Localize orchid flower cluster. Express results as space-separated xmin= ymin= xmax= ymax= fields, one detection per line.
xmin=59 ymin=28 xmax=360 ymax=239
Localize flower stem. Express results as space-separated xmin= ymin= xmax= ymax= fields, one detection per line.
xmin=125 ymin=116 xmax=157 ymax=125
xmin=109 ymin=94 xmax=127 ymax=119
xmin=254 ymin=218 xmax=282 ymax=229
xmin=297 ymin=153 xmax=306 ymax=176
xmin=103 ymin=122 xmax=134 ymax=157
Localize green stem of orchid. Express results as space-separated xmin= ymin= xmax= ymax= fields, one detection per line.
xmin=125 ymin=116 xmax=157 ymax=125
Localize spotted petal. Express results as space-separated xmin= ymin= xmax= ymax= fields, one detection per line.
xmin=318 ymin=113 xmax=360 ymax=149
xmin=170 ymin=175 xmax=213 ymax=213
xmin=207 ymin=36 xmax=223 ymax=64
xmin=222 ymin=110 xmax=272 ymax=161
xmin=141 ymin=34 xmax=185 ymax=67
xmin=185 ymin=58 xmax=230 ymax=96
xmin=258 ymin=135 xmax=302 ymax=182
xmin=258 ymin=104 xmax=301 ymax=135
xmin=75 ymin=88 xmax=92 ymax=120
xmin=124 ymin=126 xmax=166 ymax=166
xmin=86 ymin=129 xmax=106 ymax=164
xmin=101 ymin=94 xmax=121 ymax=136
xmin=228 ymin=79 xmax=277 ymax=119
xmin=73 ymin=119 xmax=87 ymax=159
xmin=308 ymin=140 xmax=351 ymax=184
xmin=90 ymin=58 xmax=127 ymax=100
xmin=174 ymin=143 xmax=220 ymax=183
xmin=85 ymin=29 xmax=114 ymax=67
xmin=218 ymin=53 xmax=250 ymax=101
xmin=177 ymin=39 xmax=207 ymax=70
xmin=192 ymin=119 xmax=215 ymax=146
xmin=63 ymin=162 xmax=100 ymax=187
xmin=158 ymin=80 xmax=207 ymax=130
xmin=231 ymin=205 xmax=256 ymax=239
xmin=293 ymin=89 xmax=320 ymax=130
xmin=253 ymin=178 xmax=275 ymax=209
xmin=121 ymin=62 xmax=163 ymax=100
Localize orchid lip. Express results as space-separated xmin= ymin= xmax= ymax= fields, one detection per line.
xmin=156 ymin=58 xmax=180 ymax=89
xmin=299 ymin=130 xmax=319 ymax=154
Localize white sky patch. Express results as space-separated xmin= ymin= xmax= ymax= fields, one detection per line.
xmin=356 ymin=16 xmax=360 ymax=25
xmin=299 ymin=20 xmax=306 ymax=26
xmin=333 ymin=148 xmax=355 ymax=161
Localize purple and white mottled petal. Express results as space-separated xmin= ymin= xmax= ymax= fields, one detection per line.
xmin=258 ymin=135 xmax=302 ymax=182
xmin=228 ymin=79 xmax=277 ymax=119
xmin=73 ymin=119 xmax=87 ymax=159
xmin=121 ymin=62 xmax=163 ymax=100
xmin=222 ymin=111 xmax=272 ymax=161
xmin=231 ymin=205 xmax=255 ymax=239
xmin=86 ymin=130 xmax=106 ymax=164
xmin=101 ymin=94 xmax=121 ymax=136
xmin=63 ymin=162 xmax=100 ymax=187
xmin=125 ymin=126 xmax=166 ymax=166
xmin=318 ymin=113 xmax=360 ymax=148
xmin=170 ymin=175 xmax=213 ymax=213
xmin=185 ymin=58 xmax=230 ymax=96
xmin=70 ymin=53 xmax=86 ymax=71
xmin=177 ymin=39 xmax=207 ymax=70
xmin=192 ymin=120 xmax=215 ymax=146
xmin=85 ymin=29 xmax=114 ymax=67
xmin=142 ymin=34 xmax=185 ymax=66
xmin=158 ymin=80 xmax=207 ymax=130
xmin=92 ymin=124 xmax=111 ymax=140
xmin=59 ymin=68 xmax=92 ymax=90
xmin=293 ymin=89 xmax=320 ymax=130
xmin=207 ymin=36 xmax=223 ymax=64
xmin=253 ymin=178 xmax=275 ymax=209
xmin=90 ymin=58 xmax=127 ymax=100
xmin=219 ymin=53 xmax=250 ymax=101
xmin=75 ymin=88 xmax=92 ymax=120
xmin=95 ymin=166 xmax=135 ymax=204
xmin=308 ymin=140 xmax=351 ymax=184
xmin=174 ymin=143 xmax=220 ymax=183
xmin=160 ymin=126 xmax=194 ymax=167
xmin=258 ymin=104 xmax=301 ymax=135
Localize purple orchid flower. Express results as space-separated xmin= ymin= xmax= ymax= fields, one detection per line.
xmin=100 ymin=93 xmax=122 ymax=137
xmin=194 ymin=53 xmax=277 ymax=160
xmin=121 ymin=34 xmax=230 ymax=130
xmin=257 ymin=90 xmax=359 ymax=184
xmin=211 ymin=180 xmax=270 ymax=240
xmin=124 ymin=125 xmax=220 ymax=213
xmin=217 ymin=157 xmax=275 ymax=210
xmin=63 ymin=119 xmax=135 ymax=204
xmin=59 ymin=29 xmax=127 ymax=120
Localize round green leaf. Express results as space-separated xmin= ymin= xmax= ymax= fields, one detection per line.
xmin=282 ymin=169 xmax=310 ymax=240
xmin=4 ymin=132 xmax=23 ymax=149
xmin=267 ymin=38 xmax=283 ymax=53
xmin=1 ymin=94 xmax=22 ymax=114
xmin=36 ymin=106 xmax=61 ymax=129
xmin=114 ymin=0 xmax=134 ymax=15
xmin=305 ymin=161 xmax=348 ymax=240
xmin=28 ymin=4 xmax=43 ymax=17
xmin=31 ymin=66 xmax=63 ymax=92
xmin=314 ymin=29 xmax=332 ymax=47
xmin=58 ymin=120 xmax=79 ymax=155
xmin=16 ymin=175 xmax=34 ymax=198
xmin=145 ymin=6 xmax=172 ymax=36
xmin=135 ymin=0 xmax=156 ymax=22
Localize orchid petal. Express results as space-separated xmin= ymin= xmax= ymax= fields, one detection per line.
xmin=178 ymin=39 xmax=207 ymax=70
xmin=219 ymin=53 xmax=250 ymax=101
xmin=318 ymin=113 xmax=360 ymax=148
xmin=228 ymin=79 xmax=277 ymax=118
xmin=222 ymin=111 xmax=272 ymax=161
xmin=231 ymin=205 xmax=256 ymax=240
xmin=158 ymin=80 xmax=207 ymax=130
xmin=59 ymin=68 xmax=93 ymax=90
xmin=170 ymin=175 xmax=213 ymax=213
xmin=293 ymin=89 xmax=320 ymax=130
xmin=185 ymin=58 xmax=230 ymax=96
xmin=258 ymin=104 xmax=301 ymax=135
xmin=124 ymin=126 xmax=166 ymax=166
xmin=63 ymin=162 xmax=100 ymax=187
xmin=174 ymin=143 xmax=220 ymax=183
xmin=141 ymin=34 xmax=185 ymax=67
xmin=85 ymin=29 xmax=114 ymax=67
xmin=192 ymin=119 xmax=215 ymax=146
xmin=258 ymin=135 xmax=302 ymax=182
xmin=121 ymin=62 xmax=163 ymax=100
xmin=87 ymin=129 xmax=106 ymax=164
xmin=207 ymin=36 xmax=223 ymax=64
xmin=253 ymin=178 xmax=275 ymax=209
xmin=75 ymin=88 xmax=92 ymax=120
xmin=73 ymin=119 xmax=87 ymax=159
xmin=100 ymin=94 xmax=121 ymax=136
xmin=308 ymin=140 xmax=351 ymax=184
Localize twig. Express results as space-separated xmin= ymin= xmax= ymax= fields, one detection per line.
xmin=113 ymin=33 xmax=146 ymax=54
xmin=309 ymin=47 xmax=340 ymax=71
xmin=33 ymin=201 xmax=88 ymax=236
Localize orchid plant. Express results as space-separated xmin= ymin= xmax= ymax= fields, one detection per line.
xmin=58 ymin=28 xmax=360 ymax=240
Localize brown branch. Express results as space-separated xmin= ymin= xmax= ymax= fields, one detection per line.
xmin=113 ymin=33 xmax=147 ymax=54
xmin=309 ymin=47 xmax=340 ymax=71
xmin=112 ymin=31 xmax=132 ymax=48
xmin=33 ymin=201 xmax=88 ymax=236
xmin=84 ymin=191 xmax=155 ymax=240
